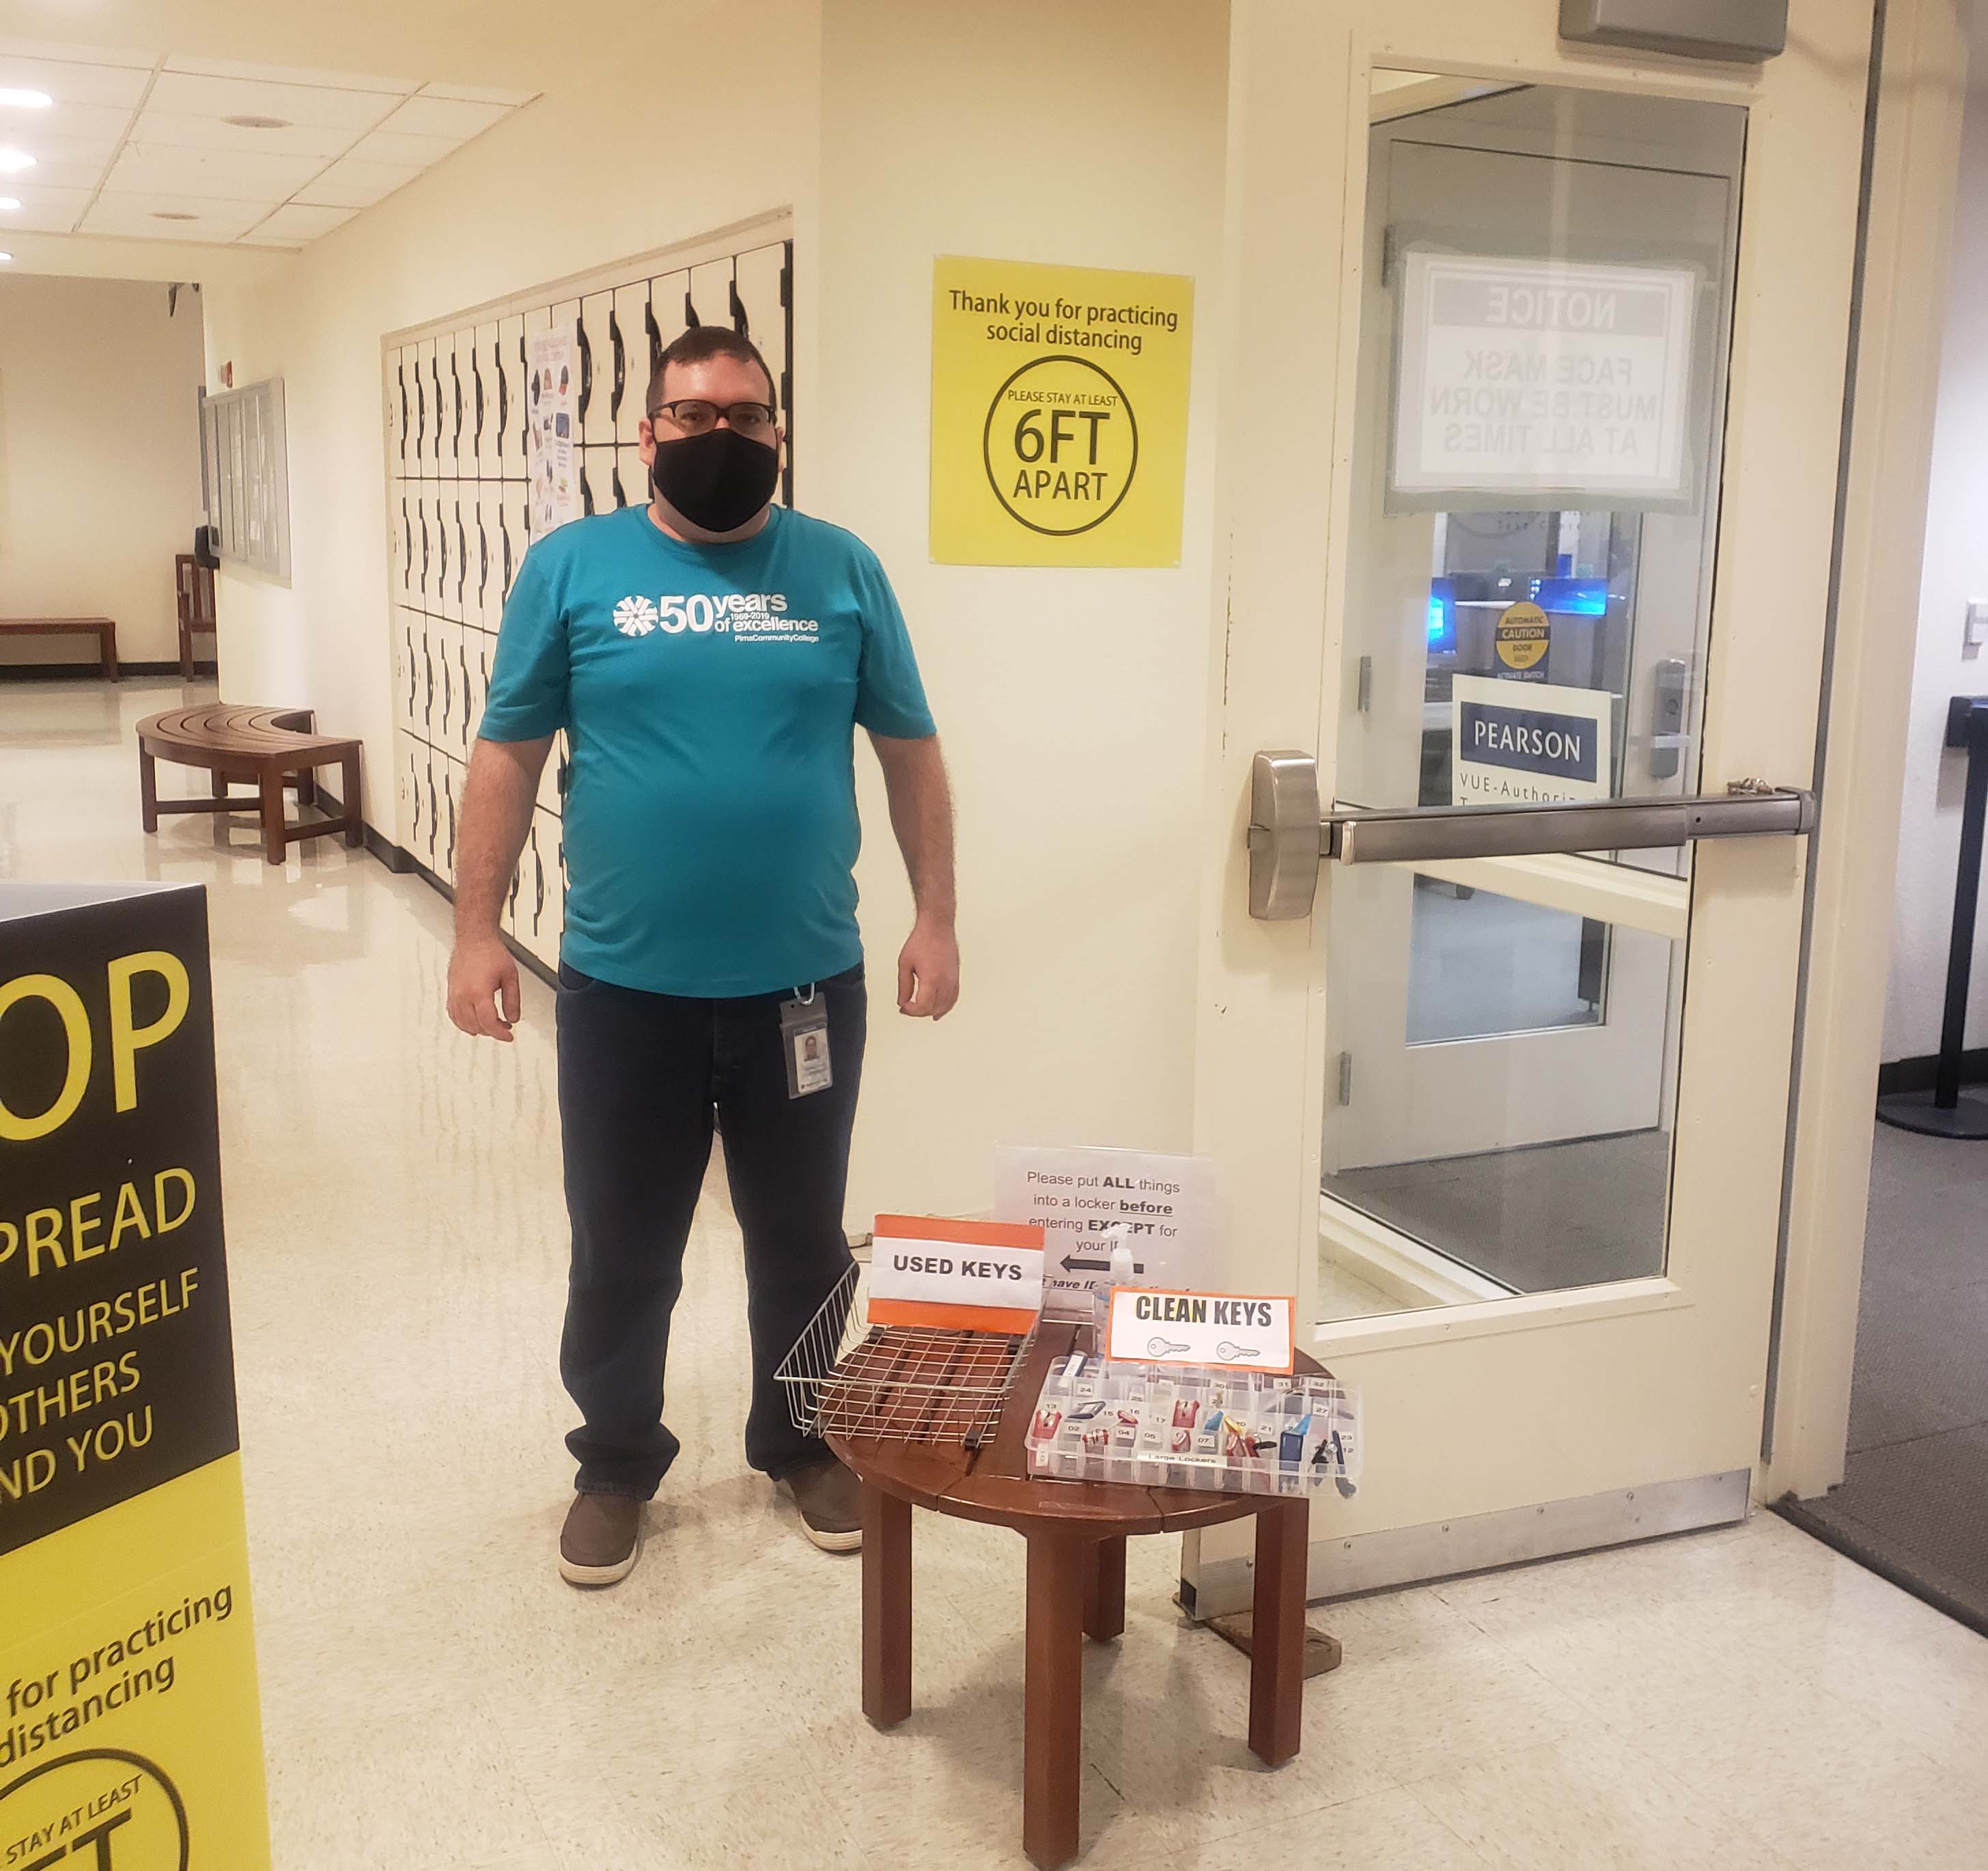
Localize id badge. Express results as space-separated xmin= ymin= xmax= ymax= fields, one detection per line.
xmin=780 ymin=990 xmax=832 ymax=1099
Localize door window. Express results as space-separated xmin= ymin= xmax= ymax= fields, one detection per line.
xmin=1321 ymin=76 xmax=1744 ymax=1321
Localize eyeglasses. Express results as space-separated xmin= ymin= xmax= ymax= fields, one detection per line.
xmin=649 ymin=399 xmax=777 ymax=440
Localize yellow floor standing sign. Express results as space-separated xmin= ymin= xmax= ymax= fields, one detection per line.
xmin=930 ymin=256 xmax=1194 ymax=567
xmin=1 ymin=882 xmax=270 ymax=1870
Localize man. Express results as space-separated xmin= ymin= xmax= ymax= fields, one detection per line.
xmin=447 ymin=324 xmax=956 ymax=1586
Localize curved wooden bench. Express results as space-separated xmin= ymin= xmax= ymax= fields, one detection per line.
xmin=137 ymin=704 xmax=362 ymax=866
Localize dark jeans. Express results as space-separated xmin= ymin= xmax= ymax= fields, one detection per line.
xmin=555 ymin=959 xmax=865 ymax=1497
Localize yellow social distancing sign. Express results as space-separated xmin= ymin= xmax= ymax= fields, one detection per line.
xmin=930 ymin=257 xmax=1194 ymax=567
xmin=1 ymin=882 xmax=271 ymax=1869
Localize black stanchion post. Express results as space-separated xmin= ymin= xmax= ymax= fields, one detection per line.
xmin=1878 ymin=694 xmax=1988 ymax=1138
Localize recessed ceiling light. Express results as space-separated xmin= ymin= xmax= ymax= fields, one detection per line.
xmin=0 ymin=90 xmax=51 ymax=111
xmin=150 ymin=210 xmax=198 ymax=221
xmin=0 ymin=253 xmax=13 ymax=264
xmin=0 ymin=198 xmax=17 ymax=212
xmin=222 ymin=114 xmax=292 ymax=130
xmin=0 ymin=150 xmax=36 ymax=173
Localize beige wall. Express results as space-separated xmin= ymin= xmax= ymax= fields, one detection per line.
xmin=198 ymin=0 xmax=822 ymax=783
xmin=199 ymin=0 xmax=1230 ymax=1232
xmin=0 ymin=275 xmax=206 ymax=666
xmin=815 ymin=0 xmax=1231 ymax=1224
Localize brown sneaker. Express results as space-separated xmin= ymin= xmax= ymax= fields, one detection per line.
xmin=558 ymin=1491 xmax=643 ymax=1587
xmin=782 ymin=1458 xmax=864 ymax=1552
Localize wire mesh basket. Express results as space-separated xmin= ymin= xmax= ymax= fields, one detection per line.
xmin=775 ymin=1263 xmax=1035 ymax=1448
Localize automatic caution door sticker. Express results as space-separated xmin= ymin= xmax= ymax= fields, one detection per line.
xmin=931 ymin=256 xmax=1194 ymax=567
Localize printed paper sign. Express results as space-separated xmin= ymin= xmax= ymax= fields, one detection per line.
xmin=992 ymin=1145 xmax=1218 ymax=1319
xmin=1452 ymin=674 xmax=1613 ymax=804
xmin=0 ymin=882 xmax=272 ymax=1866
xmin=930 ymin=255 xmax=1194 ymax=567
xmin=1106 ymin=1289 xmax=1296 ymax=1375
xmin=527 ymin=328 xmax=582 ymax=539
xmin=870 ymin=1215 xmax=1046 ymax=1334
xmin=1392 ymin=250 xmax=1698 ymax=505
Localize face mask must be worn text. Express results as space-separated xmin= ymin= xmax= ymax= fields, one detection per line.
xmin=651 ymin=427 xmax=780 ymax=535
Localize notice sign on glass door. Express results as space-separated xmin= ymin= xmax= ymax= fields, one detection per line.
xmin=1390 ymin=250 xmax=1698 ymax=506
xmin=930 ymin=256 xmax=1194 ymax=567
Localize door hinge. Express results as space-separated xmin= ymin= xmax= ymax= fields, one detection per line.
xmin=1336 ymin=1052 xmax=1354 ymax=1106
xmin=1356 ymin=655 xmax=1373 ymax=715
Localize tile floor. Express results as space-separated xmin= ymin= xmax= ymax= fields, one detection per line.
xmin=6 ymin=676 xmax=1988 ymax=1869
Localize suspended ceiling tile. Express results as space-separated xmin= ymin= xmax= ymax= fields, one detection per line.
xmin=80 ymin=191 xmax=266 ymax=242
xmin=376 ymin=94 xmax=509 ymax=141
xmin=16 ymin=99 xmax=138 ymax=143
xmin=291 ymin=156 xmax=421 ymax=210
xmin=344 ymin=126 xmax=461 ymax=167
xmin=418 ymin=82 xmax=538 ymax=108
xmin=0 ymin=53 xmax=153 ymax=105
xmin=103 ymin=141 xmax=321 ymax=201
xmin=163 ymin=55 xmax=423 ymax=94
xmin=129 ymin=109 xmax=356 ymax=160
xmin=0 ymin=40 xmax=156 ymax=69
xmin=239 ymin=201 xmax=356 ymax=246
xmin=145 ymin=70 xmax=403 ymax=131
xmin=0 ymin=183 xmax=93 ymax=232
xmin=1 ymin=134 xmax=119 ymax=191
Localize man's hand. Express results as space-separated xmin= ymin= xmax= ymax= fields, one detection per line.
xmin=448 ymin=933 xmax=521 ymax=1041
xmin=897 ymin=916 xmax=959 ymax=1020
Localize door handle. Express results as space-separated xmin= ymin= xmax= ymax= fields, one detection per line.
xmin=1245 ymin=750 xmax=1816 ymax=920
xmin=645 ymin=298 xmax=662 ymax=378
xmin=473 ymin=352 xmax=485 ymax=456
xmin=610 ymin=309 xmax=626 ymax=421
xmin=496 ymin=341 xmax=508 ymax=462
xmin=432 ymin=355 xmax=443 ymax=462
xmin=577 ymin=318 xmax=592 ymax=422
xmin=452 ymin=352 xmax=464 ymax=456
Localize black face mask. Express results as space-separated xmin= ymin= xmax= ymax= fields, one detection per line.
xmin=650 ymin=427 xmax=779 ymax=533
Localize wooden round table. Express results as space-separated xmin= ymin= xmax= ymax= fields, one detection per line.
xmin=827 ymin=1322 xmax=1317 ymax=1870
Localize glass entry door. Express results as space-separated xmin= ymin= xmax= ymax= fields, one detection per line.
xmin=1190 ymin=0 xmax=1875 ymax=1606
xmin=1321 ymin=83 xmax=1744 ymax=1311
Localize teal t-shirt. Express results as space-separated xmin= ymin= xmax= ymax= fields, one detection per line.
xmin=478 ymin=503 xmax=936 ymax=997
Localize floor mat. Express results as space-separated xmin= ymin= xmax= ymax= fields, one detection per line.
xmin=1780 ymin=1124 xmax=1988 ymax=1638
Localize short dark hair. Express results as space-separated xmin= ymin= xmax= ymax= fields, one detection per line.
xmin=647 ymin=325 xmax=777 ymax=417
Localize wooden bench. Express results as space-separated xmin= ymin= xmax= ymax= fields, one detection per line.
xmin=0 ymin=617 xmax=119 ymax=679
xmin=137 ymin=704 xmax=363 ymax=866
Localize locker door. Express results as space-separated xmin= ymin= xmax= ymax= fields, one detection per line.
xmin=537 ymin=727 xmax=566 ymax=817
xmin=521 ymin=805 xmax=565 ymax=967
xmin=393 ymin=609 xmax=421 ymax=737
xmin=430 ymin=341 xmax=450 ymax=479
xmin=499 ymin=485 xmax=527 ymax=603
xmin=464 ymin=488 xmax=492 ymax=632
xmin=647 ymin=268 xmax=690 ymax=378
xmin=497 ymin=313 xmax=527 ymax=479
xmin=415 ymin=613 xmax=441 ymax=747
xmin=578 ymin=447 xmax=614 ymax=518
xmin=450 ymin=491 xmax=472 ymax=625
xmin=389 ymin=348 xmax=409 ymax=475
xmin=464 ymin=628 xmax=494 ymax=746
xmin=428 ymin=619 xmax=456 ymax=756
xmin=391 ymin=489 xmax=412 ymax=606
xmin=685 ymin=258 xmax=736 ymax=338
xmin=397 ymin=741 xmax=419 ymax=853
xmin=580 ymin=290 xmax=617 ymax=447
xmin=412 ymin=339 xmax=434 ymax=479
xmin=435 ymin=334 xmax=457 ymax=479
xmin=615 ymin=443 xmax=649 ymax=512
xmin=466 ymin=322 xmax=493 ymax=480
xmin=735 ymin=241 xmax=789 ymax=414
xmin=613 ymin=280 xmax=652 ymax=445
xmin=437 ymin=754 xmax=465 ymax=885
xmin=412 ymin=752 xmax=437 ymax=873
xmin=408 ymin=490 xmax=431 ymax=612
